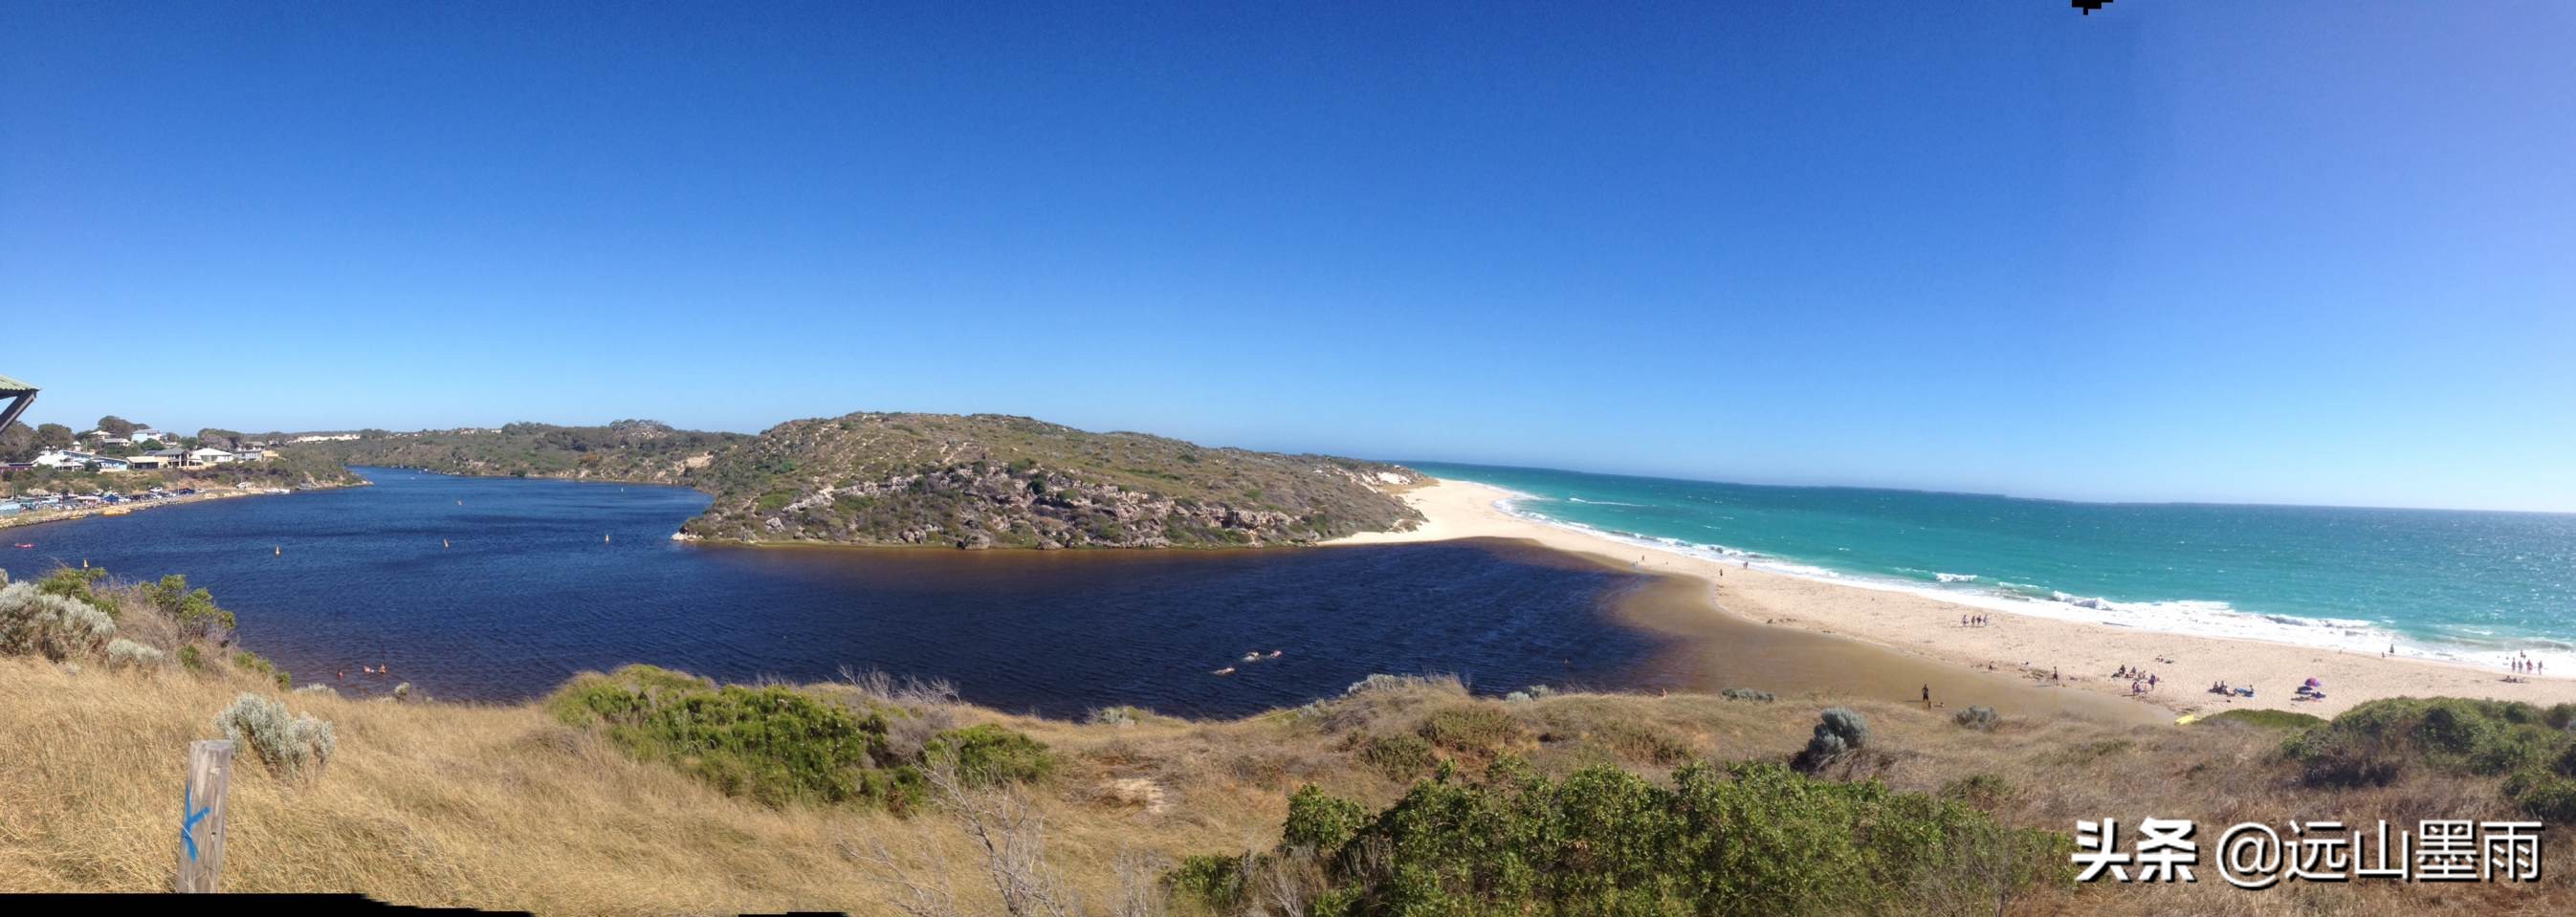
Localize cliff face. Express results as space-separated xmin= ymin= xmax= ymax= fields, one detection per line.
xmin=680 ymin=412 xmax=1423 ymax=548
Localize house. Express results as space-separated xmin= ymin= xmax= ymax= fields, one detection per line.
xmin=33 ymin=449 xmax=94 ymax=469
xmin=187 ymin=448 xmax=238 ymax=465
xmin=125 ymin=454 xmax=176 ymax=469
xmin=90 ymin=457 xmax=131 ymax=471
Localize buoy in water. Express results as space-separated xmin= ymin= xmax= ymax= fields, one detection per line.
xmin=604 ymin=534 xmax=611 ymax=543
xmin=275 ymin=545 xmax=280 ymax=557
xmin=443 ymin=538 xmax=450 ymax=548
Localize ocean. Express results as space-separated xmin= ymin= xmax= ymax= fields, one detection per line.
xmin=1411 ymin=462 xmax=2576 ymax=671
xmin=2 ymin=468 xmax=1665 ymax=716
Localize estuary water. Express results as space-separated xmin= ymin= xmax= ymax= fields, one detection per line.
xmin=7 ymin=468 xmax=1663 ymax=716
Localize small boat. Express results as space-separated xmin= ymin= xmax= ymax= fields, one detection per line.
xmin=1242 ymin=652 xmax=1262 ymax=662
xmin=1266 ymin=650 xmax=1283 ymax=659
xmin=1212 ymin=666 xmax=1236 ymax=676
xmin=11 ymin=543 xmax=33 ymax=549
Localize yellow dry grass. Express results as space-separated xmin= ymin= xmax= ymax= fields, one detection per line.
xmin=3 ymin=655 xmax=2570 ymax=915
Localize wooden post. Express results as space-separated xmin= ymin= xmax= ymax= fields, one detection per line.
xmin=175 ymin=739 xmax=234 ymax=893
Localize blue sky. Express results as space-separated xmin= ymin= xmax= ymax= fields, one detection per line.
xmin=4 ymin=2 xmax=2570 ymax=512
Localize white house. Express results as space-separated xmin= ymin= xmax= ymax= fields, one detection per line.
xmin=187 ymin=448 xmax=239 ymax=465
xmin=33 ymin=449 xmax=91 ymax=469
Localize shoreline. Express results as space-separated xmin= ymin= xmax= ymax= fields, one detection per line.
xmin=0 ymin=480 xmax=362 ymax=532
xmin=1332 ymin=477 xmax=2576 ymax=719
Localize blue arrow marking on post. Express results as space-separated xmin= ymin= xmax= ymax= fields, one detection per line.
xmin=180 ymin=778 xmax=210 ymax=862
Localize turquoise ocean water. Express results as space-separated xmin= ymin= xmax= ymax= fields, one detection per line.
xmin=1411 ymin=462 xmax=2576 ymax=671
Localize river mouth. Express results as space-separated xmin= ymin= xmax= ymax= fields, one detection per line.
xmin=8 ymin=469 xmax=1675 ymax=718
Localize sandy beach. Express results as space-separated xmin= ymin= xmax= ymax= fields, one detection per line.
xmin=1336 ymin=478 xmax=2576 ymax=720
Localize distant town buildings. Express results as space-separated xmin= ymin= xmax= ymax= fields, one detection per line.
xmin=289 ymin=433 xmax=362 ymax=443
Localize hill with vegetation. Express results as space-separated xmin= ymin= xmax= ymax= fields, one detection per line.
xmin=281 ymin=420 xmax=751 ymax=487
xmin=676 ymin=412 xmax=1424 ymax=548
xmin=278 ymin=413 xmax=1425 ymax=548
xmin=6 ymin=565 xmax=2572 ymax=914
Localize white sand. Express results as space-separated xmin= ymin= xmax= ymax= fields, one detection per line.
xmin=1336 ymin=478 xmax=2576 ymax=718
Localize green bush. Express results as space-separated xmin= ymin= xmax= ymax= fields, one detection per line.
xmin=215 ymin=693 xmax=336 ymax=775
xmin=1165 ymin=853 xmax=1249 ymax=910
xmin=142 ymin=574 xmax=235 ymax=637
xmin=549 ymin=665 xmax=920 ymax=809
xmin=232 ymin=650 xmax=290 ymax=689
xmin=0 ymin=582 xmax=116 ymax=661
xmin=1225 ymin=759 xmax=2060 ymax=916
xmin=923 ymin=724 xmax=1053 ymax=787
xmin=2286 ymin=698 xmax=2576 ymax=790
xmin=2507 ymin=773 xmax=2576 ymax=823
xmin=1281 ymin=784 xmax=1369 ymax=853
xmin=35 ymin=567 xmax=116 ymax=618
xmin=1419 ymin=706 xmax=1523 ymax=754
xmin=1357 ymin=732 xmax=1438 ymax=781
xmin=178 ymin=644 xmax=205 ymax=672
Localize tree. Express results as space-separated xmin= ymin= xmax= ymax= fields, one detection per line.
xmin=94 ymin=416 xmax=138 ymax=437
xmin=198 ymin=428 xmax=244 ymax=449
xmin=0 ymin=422 xmax=31 ymax=462
xmin=34 ymin=424 xmax=72 ymax=450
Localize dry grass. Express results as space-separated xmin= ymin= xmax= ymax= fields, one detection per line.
xmin=2 ymin=653 xmax=2570 ymax=914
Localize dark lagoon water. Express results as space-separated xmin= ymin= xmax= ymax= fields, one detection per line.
xmin=5 ymin=468 xmax=1665 ymax=717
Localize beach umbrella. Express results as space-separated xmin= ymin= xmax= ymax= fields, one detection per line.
xmin=2303 ymin=677 xmax=2322 ymax=688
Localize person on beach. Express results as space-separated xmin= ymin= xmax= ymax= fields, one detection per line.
xmin=1922 ymin=684 xmax=1931 ymax=707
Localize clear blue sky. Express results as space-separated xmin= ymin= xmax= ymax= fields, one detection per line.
xmin=5 ymin=2 xmax=2570 ymax=512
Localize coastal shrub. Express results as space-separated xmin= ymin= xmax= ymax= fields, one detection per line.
xmin=1953 ymin=706 xmax=2001 ymax=731
xmin=142 ymin=574 xmax=234 ymax=637
xmin=215 ymin=693 xmax=337 ymax=775
xmin=232 ymin=650 xmax=291 ymax=689
xmin=104 ymin=638 xmax=165 ymax=668
xmin=1165 ymin=853 xmax=1250 ymax=910
xmin=0 ymin=582 xmax=117 ymax=661
xmin=548 ymin=665 xmax=919 ymax=809
xmin=1088 ymin=705 xmax=1140 ymax=727
xmin=2506 ymin=773 xmax=2576 ymax=823
xmin=35 ymin=567 xmax=116 ymax=618
xmin=392 ymin=682 xmax=413 ymax=701
xmin=1199 ymin=759 xmax=2062 ymax=916
xmin=1419 ymin=706 xmax=1523 ymax=754
xmin=178 ymin=644 xmax=205 ymax=672
xmin=1720 ymin=688 xmax=1777 ymax=702
xmin=1281 ymin=784 xmax=1369 ymax=853
xmin=1794 ymin=708 xmax=1870 ymax=773
xmin=1357 ymin=732 xmax=1439 ymax=781
xmin=2285 ymin=698 xmax=2576 ymax=790
xmin=923 ymin=724 xmax=1053 ymax=787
